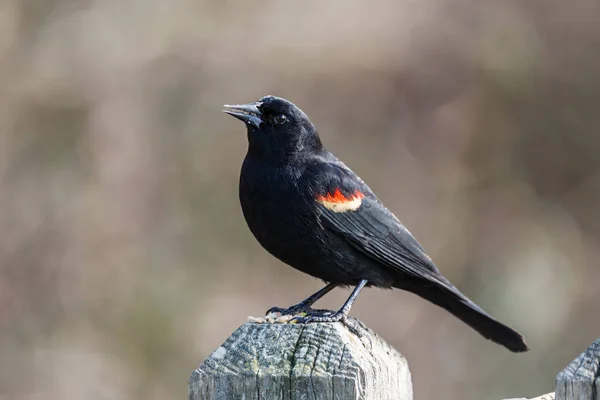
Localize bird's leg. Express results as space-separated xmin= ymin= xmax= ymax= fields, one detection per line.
xmin=290 ymin=280 xmax=368 ymax=324
xmin=266 ymin=282 xmax=338 ymax=316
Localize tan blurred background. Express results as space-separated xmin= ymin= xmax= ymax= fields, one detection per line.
xmin=0 ymin=0 xmax=599 ymax=399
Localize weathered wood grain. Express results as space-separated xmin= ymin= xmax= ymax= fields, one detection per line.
xmin=556 ymin=338 xmax=600 ymax=400
xmin=189 ymin=318 xmax=412 ymax=400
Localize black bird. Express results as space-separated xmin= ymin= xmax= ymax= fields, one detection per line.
xmin=223 ymin=95 xmax=528 ymax=352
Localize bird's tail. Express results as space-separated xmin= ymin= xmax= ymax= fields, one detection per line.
xmin=404 ymin=280 xmax=528 ymax=352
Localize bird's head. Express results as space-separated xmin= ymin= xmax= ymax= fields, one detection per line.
xmin=223 ymin=95 xmax=323 ymax=162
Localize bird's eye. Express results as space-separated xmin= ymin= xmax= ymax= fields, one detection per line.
xmin=273 ymin=114 xmax=287 ymax=125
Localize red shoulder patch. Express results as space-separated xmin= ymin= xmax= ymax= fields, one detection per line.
xmin=317 ymin=188 xmax=365 ymax=212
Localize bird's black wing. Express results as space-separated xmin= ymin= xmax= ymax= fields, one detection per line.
xmin=311 ymin=161 xmax=448 ymax=286
xmin=308 ymin=158 xmax=529 ymax=353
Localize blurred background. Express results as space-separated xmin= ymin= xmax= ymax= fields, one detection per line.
xmin=0 ymin=0 xmax=599 ymax=399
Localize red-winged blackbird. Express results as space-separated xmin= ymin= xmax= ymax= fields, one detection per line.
xmin=224 ymin=95 xmax=528 ymax=352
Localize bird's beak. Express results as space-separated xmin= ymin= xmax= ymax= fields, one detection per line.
xmin=222 ymin=102 xmax=263 ymax=129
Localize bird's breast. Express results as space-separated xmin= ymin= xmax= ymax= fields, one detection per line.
xmin=239 ymin=158 xmax=317 ymax=251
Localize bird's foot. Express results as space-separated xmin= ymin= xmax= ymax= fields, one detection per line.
xmin=290 ymin=311 xmax=364 ymax=338
xmin=266 ymin=304 xmax=308 ymax=316
xmin=266 ymin=303 xmax=333 ymax=317
xmin=290 ymin=310 xmax=345 ymax=324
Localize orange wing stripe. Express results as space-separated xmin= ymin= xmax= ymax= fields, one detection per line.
xmin=317 ymin=188 xmax=365 ymax=204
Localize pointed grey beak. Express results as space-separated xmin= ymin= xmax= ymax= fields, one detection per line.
xmin=222 ymin=102 xmax=263 ymax=129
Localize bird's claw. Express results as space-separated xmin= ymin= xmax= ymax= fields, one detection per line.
xmin=290 ymin=311 xmax=345 ymax=324
xmin=266 ymin=304 xmax=334 ymax=317
xmin=266 ymin=304 xmax=311 ymax=316
xmin=289 ymin=312 xmax=366 ymax=338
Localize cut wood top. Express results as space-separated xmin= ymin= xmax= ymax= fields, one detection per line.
xmin=189 ymin=318 xmax=412 ymax=400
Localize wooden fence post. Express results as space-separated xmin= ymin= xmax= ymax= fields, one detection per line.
xmin=189 ymin=318 xmax=412 ymax=400
xmin=556 ymin=338 xmax=600 ymax=400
